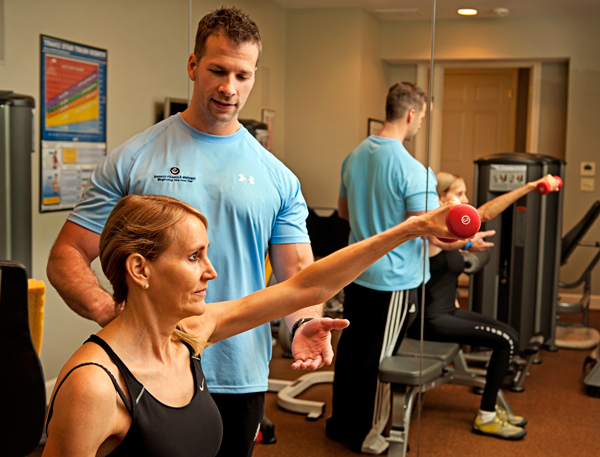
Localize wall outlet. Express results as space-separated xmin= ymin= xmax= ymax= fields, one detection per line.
xmin=581 ymin=161 xmax=596 ymax=176
xmin=580 ymin=177 xmax=595 ymax=192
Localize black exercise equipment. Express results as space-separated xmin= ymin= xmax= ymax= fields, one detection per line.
xmin=0 ymin=261 xmax=46 ymax=456
xmin=306 ymin=207 xmax=350 ymax=258
xmin=0 ymin=92 xmax=35 ymax=277
xmin=584 ymin=346 xmax=600 ymax=398
xmin=557 ymin=200 xmax=600 ymax=327
xmin=471 ymin=153 xmax=565 ymax=351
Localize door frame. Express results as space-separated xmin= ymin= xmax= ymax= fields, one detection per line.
xmin=413 ymin=60 xmax=542 ymax=172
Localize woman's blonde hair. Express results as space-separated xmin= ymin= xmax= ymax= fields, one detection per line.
xmin=99 ymin=194 xmax=209 ymax=354
xmin=436 ymin=171 xmax=464 ymax=199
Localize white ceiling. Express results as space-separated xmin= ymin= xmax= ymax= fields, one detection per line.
xmin=270 ymin=0 xmax=600 ymax=20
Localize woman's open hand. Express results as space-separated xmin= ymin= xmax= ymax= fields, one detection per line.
xmin=291 ymin=318 xmax=350 ymax=370
xmin=469 ymin=230 xmax=496 ymax=252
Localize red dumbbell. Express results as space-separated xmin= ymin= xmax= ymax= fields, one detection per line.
xmin=437 ymin=204 xmax=481 ymax=243
xmin=536 ymin=176 xmax=562 ymax=195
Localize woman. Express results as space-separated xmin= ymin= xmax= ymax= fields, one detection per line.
xmin=415 ymin=172 xmax=561 ymax=441
xmin=43 ymin=194 xmax=461 ymax=457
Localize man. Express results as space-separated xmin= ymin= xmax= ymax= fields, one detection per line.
xmin=47 ymin=7 xmax=334 ymax=457
xmin=326 ymin=82 xmax=437 ymax=455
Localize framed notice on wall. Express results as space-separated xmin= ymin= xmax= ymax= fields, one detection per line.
xmin=368 ymin=118 xmax=384 ymax=137
xmin=40 ymin=35 xmax=107 ymax=212
xmin=262 ymin=109 xmax=275 ymax=152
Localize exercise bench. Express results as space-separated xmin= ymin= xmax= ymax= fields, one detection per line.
xmin=379 ymin=337 xmax=515 ymax=457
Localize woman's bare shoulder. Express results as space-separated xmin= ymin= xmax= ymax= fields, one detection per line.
xmin=44 ymin=338 xmax=131 ymax=456
xmin=56 ymin=337 xmax=120 ymax=381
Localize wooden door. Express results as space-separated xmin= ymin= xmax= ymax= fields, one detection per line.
xmin=441 ymin=68 xmax=518 ymax=201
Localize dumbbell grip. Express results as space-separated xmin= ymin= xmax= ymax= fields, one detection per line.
xmin=536 ymin=176 xmax=562 ymax=195
xmin=436 ymin=204 xmax=481 ymax=244
xmin=536 ymin=181 xmax=551 ymax=195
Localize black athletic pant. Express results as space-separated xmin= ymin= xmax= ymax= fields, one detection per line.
xmin=327 ymin=282 xmax=418 ymax=451
xmin=211 ymin=392 xmax=264 ymax=457
xmin=421 ymin=308 xmax=519 ymax=411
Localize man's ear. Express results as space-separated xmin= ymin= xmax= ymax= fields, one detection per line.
xmin=406 ymin=108 xmax=416 ymax=124
xmin=125 ymin=253 xmax=149 ymax=289
xmin=187 ymin=53 xmax=198 ymax=81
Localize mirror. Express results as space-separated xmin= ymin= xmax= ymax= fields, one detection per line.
xmin=421 ymin=2 xmax=599 ymax=455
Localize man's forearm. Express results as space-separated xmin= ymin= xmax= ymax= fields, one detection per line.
xmin=47 ymin=244 xmax=116 ymax=326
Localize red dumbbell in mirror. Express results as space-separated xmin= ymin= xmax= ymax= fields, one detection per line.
xmin=437 ymin=204 xmax=481 ymax=243
xmin=536 ymin=176 xmax=562 ymax=195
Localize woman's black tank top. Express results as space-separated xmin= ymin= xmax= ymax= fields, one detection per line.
xmin=47 ymin=334 xmax=223 ymax=457
xmin=425 ymin=250 xmax=465 ymax=319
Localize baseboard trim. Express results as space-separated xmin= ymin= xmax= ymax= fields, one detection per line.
xmin=558 ymin=293 xmax=600 ymax=311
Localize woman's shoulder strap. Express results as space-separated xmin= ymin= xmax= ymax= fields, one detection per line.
xmin=85 ymin=334 xmax=140 ymax=382
xmin=46 ymin=362 xmax=132 ymax=436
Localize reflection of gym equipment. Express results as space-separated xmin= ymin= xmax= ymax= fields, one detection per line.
xmin=0 ymin=261 xmax=46 ymax=456
xmin=267 ymin=208 xmax=349 ymax=420
xmin=239 ymin=119 xmax=269 ymax=151
xmin=584 ymin=346 xmax=600 ymax=398
xmin=470 ymin=153 xmax=565 ymax=352
xmin=556 ymin=200 xmax=600 ymax=396
xmin=558 ymin=200 xmax=600 ymax=326
xmin=380 ymin=338 xmax=516 ymax=457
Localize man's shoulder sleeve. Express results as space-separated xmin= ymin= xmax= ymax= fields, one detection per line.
xmin=400 ymin=157 xmax=439 ymax=212
xmin=338 ymin=155 xmax=350 ymax=198
xmin=270 ymin=167 xmax=310 ymax=245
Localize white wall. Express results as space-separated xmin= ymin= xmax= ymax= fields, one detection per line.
xmin=1 ymin=0 xmax=286 ymax=380
xmin=284 ymin=8 xmax=389 ymax=209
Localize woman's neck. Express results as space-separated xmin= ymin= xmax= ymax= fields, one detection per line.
xmin=98 ymin=296 xmax=182 ymax=365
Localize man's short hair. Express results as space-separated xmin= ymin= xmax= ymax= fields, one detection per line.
xmin=194 ymin=7 xmax=262 ymax=65
xmin=385 ymin=82 xmax=428 ymax=122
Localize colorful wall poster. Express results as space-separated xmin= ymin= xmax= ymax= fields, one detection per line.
xmin=40 ymin=35 xmax=107 ymax=212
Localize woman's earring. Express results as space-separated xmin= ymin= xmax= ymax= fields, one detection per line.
xmin=144 ymin=284 xmax=149 ymax=289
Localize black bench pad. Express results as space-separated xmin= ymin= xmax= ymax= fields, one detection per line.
xmin=380 ymin=355 xmax=443 ymax=385
xmin=397 ymin=338 xmax=460 ymax=365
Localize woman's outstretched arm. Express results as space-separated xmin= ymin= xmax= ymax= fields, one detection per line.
xmin=202 ymin=199 xmax=463 ymax=343
xmin=477 ymin=174 xmax=561 ymax=223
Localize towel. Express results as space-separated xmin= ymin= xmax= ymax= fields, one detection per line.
xmin=27 ymin=278 xmax=45 ymax=355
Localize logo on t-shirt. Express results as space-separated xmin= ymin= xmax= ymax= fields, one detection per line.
xmin=153 ymin=167 xmax=196 ymax=184
xmin=238 ymin=174 xmax=255 ymax=184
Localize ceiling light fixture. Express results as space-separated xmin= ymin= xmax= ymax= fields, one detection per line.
xmin=457 ymin=8 xmax=478 ymax=16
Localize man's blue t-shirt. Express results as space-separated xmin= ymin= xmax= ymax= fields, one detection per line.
xmin=68 ymin=114 xmax=310 ymax=393
xmin=339 ymin=135 xmax=439 ymax=291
